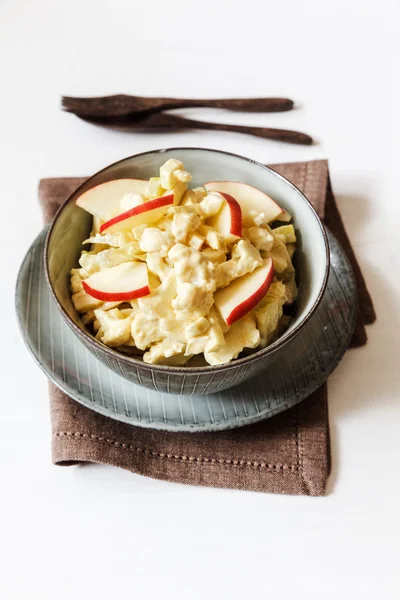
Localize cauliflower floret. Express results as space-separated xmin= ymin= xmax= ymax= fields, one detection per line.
xmin=185 ymin=317 xmax=210 ymax=338
xmin=172 ymin=281 xmax=214 ymax=320
xmin=205 ymin=308 xmax=226 ymax=351
xmin=245 ymin=227 xmax=274 ymax=251
xmin=146 ymin=252 xmax=173 ymax=281
xmin=72 ymin=290 xmax=104 ymax=312
xmin=204 ymin=315 xmax=260 ymax=365
xmin=160 ymin=159 xmax=192 ymax=189
xmin=231 ymin=240 xmax=263 ymax=275
xmin=131 ymin=313 xmax=165 ymax=350
xmin=196 ymin=192 xmax=225 ymax=218
xmin=143 ymin=341 xmax=191 ymax=365
xmin=214 ymin=240 xmax=262 ymax=288
xmin=139 ymin=228 xmax=173 ymax=255
xmin=171 ymin=209 xmax=201 ymax=243
xmin=254 ymin=282 xmax=287 ymax=347
xmin=94 ymin=308 xmax=133 ymax=347
xmin=79 ymin=243 xmax=144 ymax=275
xmin=168 ymin=244 xmax=216 ymax=292
xmin=132 ymin=275 xmax=179 ymax=349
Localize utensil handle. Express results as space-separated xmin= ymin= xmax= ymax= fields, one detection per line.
xmin=161 ymin=97 xmax=294 ymax=112
xmin=169 ymin=115 xmax=313 ymax=145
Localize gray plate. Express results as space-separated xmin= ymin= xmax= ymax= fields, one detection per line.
xmin=16 ymin=227 xmax=357 ymax=432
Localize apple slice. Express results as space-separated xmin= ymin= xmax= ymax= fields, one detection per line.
xmin=82 ymin=262 xmax=150 ymax=302
xmin=214 ymin=258 xmax=274 ymax=325
xmin=207 ymin=192 xmax=242 ymax=242
xmin=100 ymin=193 xmax=174 ymax=234
xmin=76 ymin=179 xmax=149 ymax=222
xmin=204 ymin=181 xmax=283 ymax=224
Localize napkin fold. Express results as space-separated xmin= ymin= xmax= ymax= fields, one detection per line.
xmin=38 ymin=160 xmax=375 ymax=496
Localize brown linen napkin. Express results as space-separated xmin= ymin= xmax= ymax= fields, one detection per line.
xmin=38 ymin=160 xmax=375 ymax=496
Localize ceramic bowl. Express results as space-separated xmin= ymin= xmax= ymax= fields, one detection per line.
xmin=45 ymin=148 xmax=329 ymax=394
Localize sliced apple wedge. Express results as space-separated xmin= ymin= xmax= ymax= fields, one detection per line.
xmin=82 ymin=262 xmax=150 ymax=302
xmin=100 ymin=193 xmax=174 ymax=234
xmin=214 ymin=258 xmax=274 ymax=325
xmin=204 ymin=181 xmax=283 ymax=225
xmin=207 ymin=192 xmax=242 ymax=242
xmin=76 ymin=179 xmax=149 ymax=222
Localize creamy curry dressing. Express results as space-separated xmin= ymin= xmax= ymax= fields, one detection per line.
xmin=71 ymin=159 xmax=297 ymax=366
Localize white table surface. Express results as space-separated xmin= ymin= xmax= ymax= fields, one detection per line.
xmin=1 ymin=1 xmax=399 ymax=598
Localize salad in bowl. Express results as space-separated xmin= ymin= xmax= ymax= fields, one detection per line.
xmin=70 ymin=158 xmax=297 ymax=366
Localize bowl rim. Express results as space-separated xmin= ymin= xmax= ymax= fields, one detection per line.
xmin=44 ymin=146 xmax=330 ymax=374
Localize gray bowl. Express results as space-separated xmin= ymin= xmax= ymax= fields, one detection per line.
xmin=45 ymin=148 xmax=329 ymax=395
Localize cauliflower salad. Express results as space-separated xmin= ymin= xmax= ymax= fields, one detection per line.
xmin=70 ymin=159 xmax=297 ymax=366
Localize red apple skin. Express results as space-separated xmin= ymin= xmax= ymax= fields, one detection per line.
xmin=218 ymin=192 xmax=242 ymax=237
xmin=82 ymin=280 xmax=150 ymax=302
xmin=225 ymin=263 xmax=274 ymax=325
xmin=100 ymin=193 xmax=174 ymax=234
xmin=205 ymin=181 xmax=283 ymax=223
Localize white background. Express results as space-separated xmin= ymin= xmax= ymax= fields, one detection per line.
xmin=1 ymin=1 xmax=399 ymax=598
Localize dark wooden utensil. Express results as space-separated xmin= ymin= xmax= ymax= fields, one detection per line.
xmin=73 ymin=112 xmax=313 ymax=145
xmin=62 ymin=94 xmax=294 ymax=117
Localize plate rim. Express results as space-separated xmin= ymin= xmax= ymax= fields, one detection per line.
xmin=15 ymin=226 xmax=357 ymax=432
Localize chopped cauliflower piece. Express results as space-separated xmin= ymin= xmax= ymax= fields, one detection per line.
xmin=205 ymin=315 xmax=260 ymax=365
xmin=231 ymin=240 xmax=263 ymax=275
xmin=168 ymin=244 xmax=216 ymax=292
xmin=139 ymin=228 xmax=173 ymax=254
xmin=215 ymin=240 xmax=262 ymax=288
xmin=166 ymin=180 xmax=187 ymax=205
xmin=146 ymin=252 xmax=173 ymax=281
xmin=205 ymin=309 xmax=226 ymax=351
xmin=172 ymin=281 xmax=214 ymax=320
xmin=131 ymin=313 xmax=165 ymax=350
xmin=160 ymin=159 xmax=192 ymax=189
xmin=185 ymin=317 xmax=210 ymax=338
xmin=94 ymin=308 xmax=133 ymax=347
xmin=171 ymin=209 xmax=201 ymax=243
xmin=79 ymin=243 xmax=144 ymax=275
xmin=143 ymin=341 xmax=191 ymax=365
xmin=196 ymin=193 xmax=225 ymax=218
